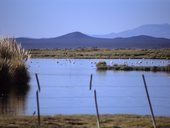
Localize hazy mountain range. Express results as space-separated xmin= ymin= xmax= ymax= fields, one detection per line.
xmin=93 ymin=24 xmax=170 ymax=39
xmin=16 ymin=24 xmax=170 ymax=49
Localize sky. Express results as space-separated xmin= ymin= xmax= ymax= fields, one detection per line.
xmin=0 ymin=0 xmax=170 ymax=38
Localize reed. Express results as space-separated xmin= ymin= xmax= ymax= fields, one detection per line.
xmin=0 ymin=37 xmax=30 ymax=92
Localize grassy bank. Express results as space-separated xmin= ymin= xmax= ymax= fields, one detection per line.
xmin=0 ymin=114 xmax=170 ymax=128
xmin=96 ymin=61 xmax=170 ymax=72
xmin=0 ymin=38 xmax=30 ymax=92
xmin=30 ymin=48 xmax=170 ymax=59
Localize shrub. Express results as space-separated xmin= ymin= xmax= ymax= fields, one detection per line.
xmin=0 ymin=37 xmax=30 ymax=92
xmin=96 ymin=61 xmax=107 ymax=67
xmin=96 ymin=61 xmax=107 ymax=70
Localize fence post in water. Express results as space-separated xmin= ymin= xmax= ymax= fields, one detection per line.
xmin=35 ymin=73 xmax=41 ymax=92
xmin=36 ymin=90 xmax=41 ymax=128
xmin=94 ymin=89 xmax=101 ymax=128
xmin=89 ymin=74 xmax=93 ymax=90
xmin=142 ymin=74 xmax=157 ymax=128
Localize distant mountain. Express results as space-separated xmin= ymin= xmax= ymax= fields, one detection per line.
xmin=16 ymin=32 xmax=170 ymax=49
xmin=93 ymin=24 xmax=170 ymax=39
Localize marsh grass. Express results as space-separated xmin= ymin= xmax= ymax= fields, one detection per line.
xmin=30 ymin=48 xmax=170 ymax=59
xmin=0 ymin=37 xmax=30 ymax=93
xmin=96 ymin=61 xmax=170 ymax=72
xmin=0 ymin=114 xmax=170 ymax=128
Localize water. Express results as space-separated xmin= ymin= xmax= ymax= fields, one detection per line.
xmin=1 ymin=59 xmax=170 ymax=116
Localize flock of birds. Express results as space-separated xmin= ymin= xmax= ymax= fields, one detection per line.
xmin=29 ymin=59 xmax=170 ymax=70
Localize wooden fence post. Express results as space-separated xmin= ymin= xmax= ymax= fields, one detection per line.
xmin=89 ymin=74 xmax=93 ymax=90
xmin=35 ymin=73 xmax=41 ymax=92
xmin=94 ymin=89 xmax=101 ymax=128
xmin=36 ymin=90 xmax=41 ymax=128
xmin=142 ymin=74 xmax=157 ymax=128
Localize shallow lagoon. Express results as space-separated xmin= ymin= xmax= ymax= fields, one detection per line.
xmin=1 ymin=59 xmax=170 ymax=116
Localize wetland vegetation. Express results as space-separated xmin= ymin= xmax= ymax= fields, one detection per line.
xmin=0 ymin=37 xmax=30 ymax=93
xmin=96 ymin=61 xmax=170 ymax=72
xmin=30 ymin=48 xmax=170 ymax=59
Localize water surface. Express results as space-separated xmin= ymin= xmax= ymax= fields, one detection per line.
xmin=1 ymin=59 xmax=170 ymax=116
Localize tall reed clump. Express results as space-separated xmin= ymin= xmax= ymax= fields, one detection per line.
xmin=0 ymin=37 xmax=31 ymax=93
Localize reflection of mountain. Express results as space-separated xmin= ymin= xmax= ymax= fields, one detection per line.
xmin=0 ymin=86 xmax=29 ymax=115
xmin=17 ymin=32 xmax=170 ymax=49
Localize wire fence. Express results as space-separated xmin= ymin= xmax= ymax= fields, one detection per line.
xmin=1 ymin=73 xmax=170 ymax=113
xmin=1 ymin=72 xmax=170 ymax=128
xmin=23 ymin=73 xmax=170 ymax=114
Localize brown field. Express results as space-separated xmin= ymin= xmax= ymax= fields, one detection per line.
xmin=0 ymin=114 xmax=170 ymax=128
xmin=30 ymin=48 xmax=170 ymax=59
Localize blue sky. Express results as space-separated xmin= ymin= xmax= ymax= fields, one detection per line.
xmin=0 ymin=0 xmax=170 ymax=38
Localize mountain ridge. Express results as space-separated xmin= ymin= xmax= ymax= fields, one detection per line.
xmin=93 ymin=24 xmax=170 ymax=39
xmin=16 ymin=32 xmax=170 ymax=49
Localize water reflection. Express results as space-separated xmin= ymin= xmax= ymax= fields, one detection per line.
xmin=0 ymin=84 xmax=29 ymax=115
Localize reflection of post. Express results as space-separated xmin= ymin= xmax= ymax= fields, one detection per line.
xmin=35 ymin=73 xmax=41 ymax=92
xmin=142 ymin=74 xmax=157 ymax=128
xmin=36 ymin=90 xmax=41 ymax=127
xmin=89 ymin=74 xmax=93 ymax=90
xmin=94 ymin=90 xmax=101 ymax=128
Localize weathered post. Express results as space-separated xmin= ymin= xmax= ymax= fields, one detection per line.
xmin=89 ymin=74 xmax=93 ymax=90
xmin=36 ymin=90 xmax=41 ymax=127
xmin=142 ymin=74 xmax=157 ymax=128
xmin=94 ymin=89 xmax=101 ymax=128
xmin=35 ymin=73 xmax=41 ymax=92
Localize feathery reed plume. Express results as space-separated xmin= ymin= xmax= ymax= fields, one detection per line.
xmin=0 ymin=37 xmax=30 ymax=91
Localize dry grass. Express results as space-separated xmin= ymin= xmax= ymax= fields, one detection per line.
xmin=0 ymin=37 xmax=30 ymax=90
xmin=30 ymin=48 xmax=170 ymax=59
xmin=0 ymin=114 xmax=170 ymax=128
xmin=0 ymin=37 xmax=30 ymax=61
